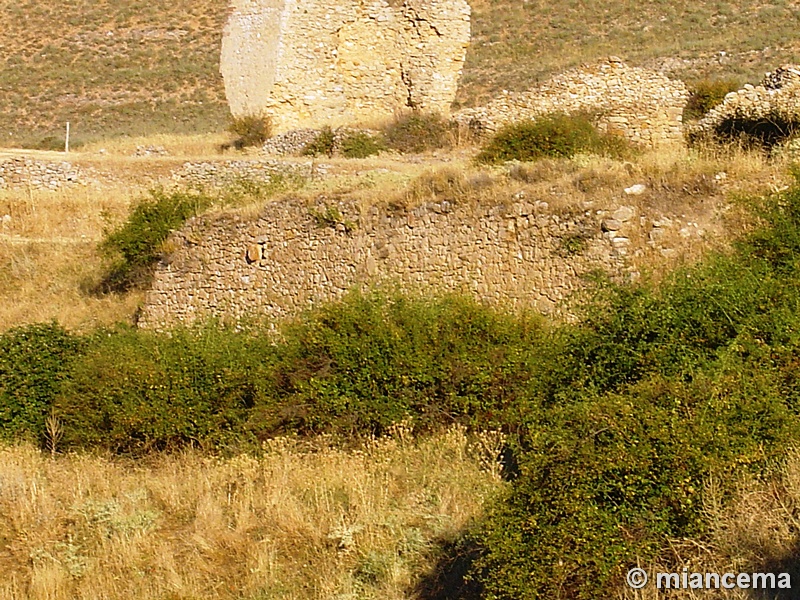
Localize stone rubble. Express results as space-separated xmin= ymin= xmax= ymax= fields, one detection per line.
xmin=134 ymin=145 xmax=169 ymax=157
xmin=0 ymin=158 xmax=84 ymax=191
xmin=261 ymin=129 xmax=321 ymax=156
xmin=690 ymin=65 xmax=800 ymax=141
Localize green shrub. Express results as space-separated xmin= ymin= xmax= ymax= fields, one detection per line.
xmin=476 ymin=113 xmax=631 ymax=164
xmin=0 ymin=323 xmax=85 ymax=444
xmin=55 ymin=324 xmax=272 ymax=454
xmin=262 ymin=292 xmax=544 ymax=436
xmin=302 ymin=126 xmax=336 ymax=157
xmin=383 ymin=112 xmax=456 ymax=154
xmin=473 ymin=371 xmax=799 ymax=599
xmin=227 ymin=113 xmax=273 ymax=149
xmin=684 ymin=78 xmax=741 ymax=121
xmin=99 ymin=189 xmax=213 ymax=292
xmin=340 ymin=131 xmax=386 ymax=158
xmin=464 ymin=176 xmax=800 ymax=599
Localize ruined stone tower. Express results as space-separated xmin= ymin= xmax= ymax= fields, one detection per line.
xmin=220 ymin=0 xmax=471 ymax=133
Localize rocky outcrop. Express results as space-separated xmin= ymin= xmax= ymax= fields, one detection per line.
xmin=220 ymin=0 xmax=471 ymax=133
xmin=454 ymin=58 xmax=688 ymax=147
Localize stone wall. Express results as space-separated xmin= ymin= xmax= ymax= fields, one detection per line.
xmin=138 ymin=195 xmax=634 ymax=329
xmin=220 ymin=0 xmax=471 ymax=133
xmin=454 ymin=58 xmax=688 ymax=147
xmin=690 ymin=65 xmax=800 ymax=141
xmin=171 ymin=159 xmax=315 ymax=189
xmin=0 ymin=158 xmax=84 ymax=190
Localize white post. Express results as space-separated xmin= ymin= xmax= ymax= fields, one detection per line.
xmin=65 ymin=122 xmax=70 ymax=153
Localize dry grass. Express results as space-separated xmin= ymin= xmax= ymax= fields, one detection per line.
xmin=0 ymin=425 xmax=505 ymax=600
xmin=0 ymin=184 xmax=141 ymax=331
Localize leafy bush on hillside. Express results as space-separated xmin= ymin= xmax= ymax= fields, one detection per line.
xmin=384 ymin=112 xmax=457 ymax=154
xmin=340 ymin=131 xmax=387 ymax=158
xmin=684 ymin=78 xmax=741 ymax=121
xmin=226 ymin=113 xmax=273 ymax=149
xmin=262 ymin=293 xmax=543 ymax=436
xmin=0 ymin=323 xmax=84 ymax=444
xmin=98 ymin=189 xmax=213 ymax=292
xmin=467 ymin=176 xmax=800 ymax=599
xmin=55 ymin=323 xmax=272 ymax=453
xmin=476 ymin=113 xmax=632 ymax=164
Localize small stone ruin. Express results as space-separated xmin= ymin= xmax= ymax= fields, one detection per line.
xmin=454 ymin=58 xmax=689 ymax=147
xmin=690 ymin=65 xmax=800 ymax=144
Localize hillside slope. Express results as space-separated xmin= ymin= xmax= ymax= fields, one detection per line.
xmin=1 ymin=0 xmax=800 ymax=145
xmin=0 ymin=0 xmax=230 ymax=146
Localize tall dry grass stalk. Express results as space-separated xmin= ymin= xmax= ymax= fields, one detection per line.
xmin=0 ymin=426 xmax=504 ymax=600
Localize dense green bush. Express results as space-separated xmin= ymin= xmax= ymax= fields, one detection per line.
xmin=0 ymin=323 xmax=85 ymax=444
xmin=383 ymin=112 xmax=456 ymax=154
xmin=226 ymin=113 xmax=273 ymax=149
xmin=55 ymin=323 xmax=273 ymax=453
xmin=99 ymin=189 xmax=213 ymax=292
xmin=340 ymin=131 xmax=387 ymax=158
xmin=684 ymin=78 xmax=741 ymax=121
xmin=263 ymin=292 xmax=544 ymax=435
xmin=476 ymin=113 xmax=631 ymax=164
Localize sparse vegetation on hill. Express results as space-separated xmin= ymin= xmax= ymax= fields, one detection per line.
xmin=462 ymin=0 xmax=800 ymax=108
xmin=0 ymin=0 xmax=229 ymax=147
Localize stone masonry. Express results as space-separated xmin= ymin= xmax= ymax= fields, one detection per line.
xmin=138 ymin=195 xmax=630 ymax=329
xmin=0 ymin=158 xmax=84 ymax=191
xmin=220 ymin=0 xmax=471 ymax=133
xmin=454 ymin=58 xmax=688 ymax=147
xmin=690 ymin=65 xmax=800 ymax=142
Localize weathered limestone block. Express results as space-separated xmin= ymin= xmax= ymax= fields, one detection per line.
xmin=220 ymin=0 xmax=471 ymax=132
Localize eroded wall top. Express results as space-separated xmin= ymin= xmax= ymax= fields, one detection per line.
xmin=220 ymin=0 xmax=471 ymax=132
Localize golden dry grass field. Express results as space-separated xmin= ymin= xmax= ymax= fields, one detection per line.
xmin=0 ymin=426 xmax=505 ymax=600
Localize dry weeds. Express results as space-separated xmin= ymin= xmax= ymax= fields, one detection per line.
xmin=0 ymin=425 xmax=504 ymax=600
